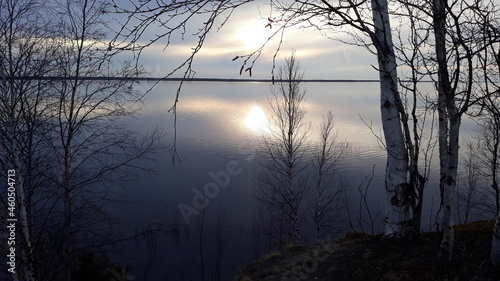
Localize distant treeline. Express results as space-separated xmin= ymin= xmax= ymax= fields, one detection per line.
xmin=3 ymin=76 xmax=433 ymax=83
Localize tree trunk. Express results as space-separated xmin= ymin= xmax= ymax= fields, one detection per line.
xmin=290 ymin=198 xmax=300 ymax=244
xmin=492 ymin=210 xmax=500 ymax=265
xmin=8 ymin=70 xmax=36 ymax=281
xmin=371 ymin=0 xmax=411 ymax=237
xmin=433 ymin=0 xmax=460 ymax=261
xmin=411 ymin=184 xmax=424 ymax=233
xmin=13 ymin=150 xmax=35 ymax=281
xmin=491 ymin=144 xmax=499 ymax=264
xmin=63 ymin=161 xmax=74 ymax=281
xmin=437 ymin=84 xmax=448 ymax=227
xmin=440 ymin=114 xmax=460 ymax=260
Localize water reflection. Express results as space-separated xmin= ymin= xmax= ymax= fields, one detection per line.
xmin=120 ymin=81 xmax=443 ymax=280
xmin=123 ymin=82 xmax=387 ymax=279
xmin=137 ymin=81 xmax=390 ymax=148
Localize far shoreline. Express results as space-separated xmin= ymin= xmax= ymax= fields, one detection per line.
xmin=6 ymin=76 xmax=432 ymax=83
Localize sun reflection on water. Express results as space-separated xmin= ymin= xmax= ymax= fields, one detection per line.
xmin=243 ymin=105 xmax=270 ymax=134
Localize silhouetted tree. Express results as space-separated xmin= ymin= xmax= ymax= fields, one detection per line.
xmin=473 ymin=13 xmax=500 ymax=264
xmin=0 ymin=0 xmax=167 ymax=280
xmin=256 ymin=53 xmax=308 ymax=246
xmin=312 ymin=111 xmax=348 ymax=241
xmin=49 ymin=0 xmax=164 ymax=279
xmin=456 ymin=141 xmax=485 ymax=224
xmin=0 ymin=0 xmax=59 ymax=279
xmin=429 ymin=0 xmax=500 ymax=260
xmin=394 ymin=3 xmax=437 ymax=233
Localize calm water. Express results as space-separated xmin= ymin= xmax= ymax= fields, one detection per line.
xmin=111 ymin=81 xmax=466 ymax=280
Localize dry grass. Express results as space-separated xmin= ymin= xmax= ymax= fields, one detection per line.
xmin=235 ymin=221 xmax=500 ymax=281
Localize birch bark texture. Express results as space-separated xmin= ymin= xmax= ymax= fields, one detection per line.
xmin=433 ymin=0 xmax=453 ymax=258
xmin=431 ymin=0 xmax=500 ymax=261
xmin=432 ymin=0 xmax=460 ymax=260
xmin=370 ymin=0 xmax=411 ymax=237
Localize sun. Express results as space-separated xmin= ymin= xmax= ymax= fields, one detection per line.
xmin=235 ymin=19 xmax=273 ymax=51
xmin=244 ymin=105 xmax=270 ymax=134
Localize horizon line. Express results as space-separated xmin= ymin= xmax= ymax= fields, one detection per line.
xmin=5 ymin=76 xmax=432 ymax=83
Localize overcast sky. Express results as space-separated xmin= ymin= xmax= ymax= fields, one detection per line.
xmin=129 ymin=2 xmax=379 ymax=80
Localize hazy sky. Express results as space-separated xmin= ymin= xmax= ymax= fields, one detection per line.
xmin=131 ymin=2 xmax=379 ymax=80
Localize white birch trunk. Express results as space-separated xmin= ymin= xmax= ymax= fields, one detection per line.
xmin=371 ymin=0 xmax=411 ymax=237
xmin=433 ymin=0 xmax=459 ymax=261
xmin=440 ymin=114 xmax=460 ymax=260
xmin=1 ymin=179 xmax=18 ymax=281
xmin=12 ymin=149 xmax=36 ymax=281
xmin=437 ymin=84 xmax=448 ymax=225
xmin=491 ymin=211 xmax=500 ymax=265
xmin=8 ymin=76 xmax=36 ymax=281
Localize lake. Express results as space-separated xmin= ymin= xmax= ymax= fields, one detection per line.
xmin=110 ymin=80 xmax=464 ymax=280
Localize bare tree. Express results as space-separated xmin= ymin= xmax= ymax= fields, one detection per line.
xmin=256 ymin=53 xmax=309 ymax=246
xmin=43 ymin=0 xmax=164 ymax=279
xmin=456 ymin=141 xmax=484 ymax=224
xmin=432 ymin=0 xmax=459 ymax=261
xmin=0 ymin=0 xmax=60 ymax=279
xmin=388 ymin=0 xmax=500 ymax=260
xmin=0 ymin=0 xmax=166 ymax=279
xmin=429 ymin=0 xmax=500 ymax=260
xmin=394 ymin=2 xmax=438 ymax=234
xmin=479 ymin=104 xmax=500 ymax=265
xmin=185 ymin=206 xmax=228 ymax=281
xmin=472 ymin=11 xmax=500 ymax=264
xmin=312 ymin=111 xmax=348 ymax=241
xmin=344 ymin=165 xmax=382 ymax=237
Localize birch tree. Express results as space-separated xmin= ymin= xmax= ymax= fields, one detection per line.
xmin=430 ymin=0 xmax=500 ymax=260
xmin=256 ymin=53 xmax=308 ymax=246
xmin=274 ymin=0 xmax=413 ymax=236
xmin=49 ymin=0 xmax=163 ymax=279
xmin=483 ymin=89 xmax=500 ymax=267
xmin=0 ymin=0 xmax=165 ymax=279
xmin=432 ymin=0 xmax=457 ymax=261
xmin=370 ymin=0 xmax=412 ymax=237
xmin=394 ymin=2 xmax=438 ymax=233
xmin=312 ymin=111 xmax=348 ymax=241
xmin=473 ymin=7 xmax=500 ymax=264
xmin=0 ymin=0 xmax=58 ymax=279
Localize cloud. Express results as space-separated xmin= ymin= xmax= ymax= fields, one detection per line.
xmin=119 ymin=3 xmax=379 ymax=80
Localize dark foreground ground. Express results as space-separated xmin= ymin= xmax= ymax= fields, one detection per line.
xmin=236 ymin=221 xmax=500 ymax=281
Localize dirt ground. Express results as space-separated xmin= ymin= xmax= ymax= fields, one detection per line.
xmin=236 ymin=221 xmax=500 ymax=281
